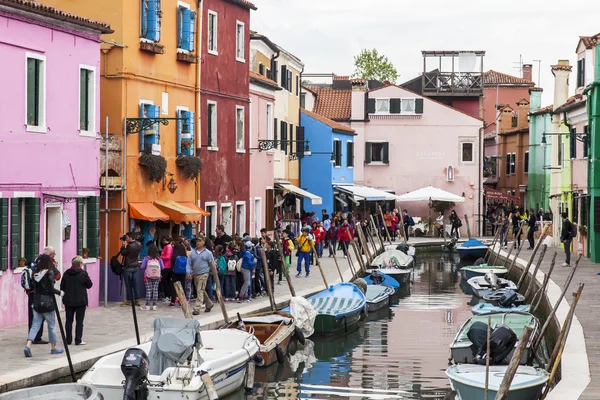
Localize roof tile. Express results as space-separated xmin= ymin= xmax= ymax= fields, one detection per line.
xmin=554 ymin=94 xmax=586 ymax=114
xmin=249 ymin=70 xmax=280 ymax=90
xmin=484 ymin=70 xmax=535 ymax=87
xmin=313 ymin=88 xmax=352 ymax=121
xmin=530 ymin=105 xmax=553 ymax=116
xmin=301 ymin=109 xmax=355 ymax=133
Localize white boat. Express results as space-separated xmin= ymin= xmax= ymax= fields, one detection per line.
xmin=446 ymin=364 xmax=548 ymax=400
xmin=80 ymin=318 xmax=260 ymax=400
xmin=365 ymin=285 xmax=395 ymax=312
xmin=467 ymin=276 xmax=517 ymax=298
xmin=0 ymin=383 xmax=101 ymax=399
xmin=371 ymin=249 xmax=414 ymax=268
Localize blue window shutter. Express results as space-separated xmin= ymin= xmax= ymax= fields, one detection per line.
xmin=181 ymin=9 xmax=191 ymax=51
xmin=177 ymin=110 xmax=182 ymax=155
xmin=139 ymin=104 xmax=145 ymax=152
xmin=140 ymin=0 xmax=148 ymax=38
xmin=148 ymin=105 xmax=160 ymax=146
xmin=182 ymin=111 xmax=194 ymax=156
xmin=189 ymin=11 xmax=196 ymax=52
xmin=177 ymin=7 xmax=182 ymax=48
xmin=188 ymin=112 xmax=195 ymax=155
xmin=155 ymin=0 xmax=161 ymax=42
xmin=147 ymin=0 xmax=159 ymax=41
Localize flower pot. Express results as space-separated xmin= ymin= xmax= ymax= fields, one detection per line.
xmin=18 ymin=260 xmax=25 ymax=268
xmin=82 ymin=250 xmax=89 ymax=259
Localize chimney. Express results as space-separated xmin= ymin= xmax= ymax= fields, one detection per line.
xmin=551 ymin=60 xmax=572 ymax=109
xmin=529 ymin=88 xmax=543 ymax=112
xmin=522 ymin=64 xmax=533 ymax=82
xmin=351 ymin=79 xmax=366 ymax=120
xmin=516 ymin=99 xmax=530 ymax=129
xmin=499 ymin=106 xmax=514 ymax=133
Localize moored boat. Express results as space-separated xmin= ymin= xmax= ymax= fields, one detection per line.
xmin=467 ymin=276 xmax=517 ymax=298
xmin=365 ymin=267 xmax=412 ymax=284
xmin=460 ymin=264 xmax=507 ymax=280
xmin=364 ymin=271 xmax=401 ymax=290
xmin=446 ymin=364 xmax=548 ymax=400
xmin=456 ymin=238 xmax=488 ymax=260
xmin=472 ymin=303 xmax=531 ymax=315
xmin=365 ymin=285 xmax=395 ymax=313
xmin=483 ymin=289 xmax=525 ymax=306
xmin=0 ymin=384 xmax=102 ymax=400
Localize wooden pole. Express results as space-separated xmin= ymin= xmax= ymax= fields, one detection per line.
xmin=533 ymin=254 xmax=582 ymax=351
xmin=258 ymin=247 xmax=277 ymax=312
xmin=516 ymin=223 xmax=551 ymax=279
xmin=351 ymin=239 xmax=366 ymax=274
xmin=329 ymin=243 xmax=344 ymax=282
xmin=310 ymin=243 xmax=329 ymax=289
xmin=365 ymin=223 xmax=378 ymax=257
xmin=505 ymin=240 xmax=525 ymax=276
xmin=274 ymin=231 xmax=296 ymax=297
xmin=356 ymin=223 xmax=373 ymax=264
xmin=520 ymin=244 xmax=548 ymax=294
xmin=484 ymin=315 xmax=491 ymax=400
xmin=174 ymin=281 xmax=193 ymax=319
xmin=51 ymin=295 xmax=76 ymax=382
xmin=378 ymin=205 xmax=393 ymax=244
xmin=484 ymin=227 xmax=502 ymax=262
xmin=494 ymin=325 xmax=535 ymax=400
xmin=209 ymin=260 xmax=229 ymax=324
xmin=370 ymin=215 xmax=386 ymax=253
xmin=532 ymin=253 xmax=557 ymax=314
xmin=464 ymin=214 xmax=472 ymax=239
xmin=344 ymin=242 xmax=357 ymax=277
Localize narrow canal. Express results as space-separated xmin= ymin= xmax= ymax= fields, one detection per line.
xmin=230 ymin=251 xmax=474 ymax=400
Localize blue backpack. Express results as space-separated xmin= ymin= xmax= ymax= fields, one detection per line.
xmin=21 ymin=265 xmax=34 ymax=291
xmin=174 ymin=256 xmax=188 ymax=274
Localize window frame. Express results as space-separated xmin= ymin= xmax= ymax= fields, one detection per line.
xmin=207 ymin=100 xmax=218 ymax=150
xmin=368 ymin=141 xmax=389 ymax=165
xmin=25 ymin=52 xmax=46 ymax=133
xmin=346 ymin=140 xmax=354 ymax=168
xmin=207 ymin=10 xmax=218 ymax=55
xmin=375 ymin=98 xmax=390 ymax=114
xmin=235 ymin=105 xmax=245 ymax=153
xmin=266 ymin=103 xmax=274 ymax=140
xmin=333 ymin=139 xmax=342 ymax=168
xmin=140 ymin=0 xmax=161 ymax=42
xmin=176 ymin=2 xmax=193 ymax=52
xmin=460 ymin=142 xmax=475 ymax=164
xmin=204 ymin=202 xmax=217 ymax=237
xmin=235 ymin=201 xmax=246 ymax=237
xmin=400 ymin=97 xmax=416 ymax=114
xmin=176 ymin=105 xmax=190 ymax=156
xmin=235 ymin=20 xmax=245 ymax=63
xmin=78 ymin=65 xmax=96 ymax=137
xmin=139 ymin=99 xmax=156 ymax=153
xmin=510 ymin=152 xmax=516 ymax=175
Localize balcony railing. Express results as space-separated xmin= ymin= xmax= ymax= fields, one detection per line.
xmin=422 ymin=71 xmax=483 ymax=96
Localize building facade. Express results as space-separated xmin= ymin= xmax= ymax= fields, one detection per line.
xmin=0 ymin=1 xmax=111 ymax=328
xmin=527 ymin=89 xmax=553 ymax=213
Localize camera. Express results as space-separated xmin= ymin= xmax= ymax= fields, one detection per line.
xmin=120 ymin=235 xmax=128 ymax=241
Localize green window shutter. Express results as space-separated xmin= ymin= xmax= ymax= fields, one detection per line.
xmin=87 ymin=197 xmax=100 ymax=258
xmin=281 ymin=65 xmax=288 ymax=91
xmin=389 ymin=99 xmax=401 ymax=114
xmin=77 ymin=199 xmax=84 ymax=255
xmin=280 ymin=121 xmax=287 ymax=153
xmin=365 ymin=142 xmax=372 ymax=164
xmin=274 ymin=118 xmax=278 ymax=141
xmin=382 ymin=143 xmax=389 ymax=165
xmin=367 ymin=99 xmax=376 ymax=114
xmin=24 ymin=198 xmax=40 ymax=266
xmin=27 ymin=59 xmax=37 ymax=126
xmin=415 ymin=98 xmax=424 ymax=114
xmin=347 ymin=142 xmax=354 ymax=167
xmin=79 ymin=69 xmax=89 ymax=131
xmin=584 ymin=125 xmax=589 ymax=158
xmin=11 ymin=199 xmax=21 ymax=268
xmin=0 ymin=199 xmax=8 ymax=271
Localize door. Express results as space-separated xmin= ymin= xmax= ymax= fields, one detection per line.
xmin=254 ymin=198 xmax=262 ymax=236
xmin=235 ymin=203 xmax=245 ymax=236
xmin=45 ymin=204 xmax=63 ymax=302
xmin=221 ymin=205 xmax=232 ymax=236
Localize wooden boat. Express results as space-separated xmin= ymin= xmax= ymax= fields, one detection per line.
xmin=365 ymin=285 xmax=395 ymax=312
xmin=0 ymin=384 xmax=102 ymax=400
xmin=283 ymin=283 xmax=366 ymax=336
xmin=450 ymin=312 xmax=539 ymax=365
xmin=472 ymin=303 xmax=531 ymax=315
xmin=446 ymin=364 xmax=548 ymax=400
xmin=483 ymin=289 xmax=525 ymax=306
xmin=363 ymin=271 xmax=401 ymax=290
xmin=225 ymin=311 xmax=296 ymax=367
xmin=456 ymin=238 xmax=488 ymax=260
xmin=371 ymin=249 xmax=414 ymax=268
xmin=467 ymin=276 xmax=517 ymax=298
xmin=365 ymin=267 xmax=412 ymax=284
xmin=460 ymin=264 xmax=507 ymax=280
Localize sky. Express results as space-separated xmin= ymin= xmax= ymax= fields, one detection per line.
xmin=250 ymin=0 xmax=600 ymax=106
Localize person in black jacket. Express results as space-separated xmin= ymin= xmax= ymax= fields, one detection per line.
xmin=527 ymin=209 xmax=537 ymax=250
xmin=560 ymin=213 xmax=573 ymax=267
xmin=511 ymin=211 xmax=522 ymax=249
xmin=265 ymin=239 xmax=279 ymax=292
xmin=120 ymin=233 xmax=142 ymax=306
xmin=60 ymin=256 xmax=93 ymax=345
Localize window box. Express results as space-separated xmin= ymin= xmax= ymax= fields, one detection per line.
xmin=177 ymin=51 xmax=198 ymax=63
xmin=140 ymin=41 xmax=165 ymax=54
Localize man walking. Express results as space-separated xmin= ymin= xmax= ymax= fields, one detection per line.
xmin=187 ymin=238 xmax=214 ymax=315
xmin=560 ymin=213 xmax=574 ymax=267
xmin=120 ymin=233 xmax=141 ymax=306
xmin=296 ymin=228 xmax=313 ymax=277
xmin=60 ymin=256 xmax=93 ymax=345
xmin=527 ymin=209 xmax=537 ymax=250
xmin=214 ymin=225 xmax=233 ymax=247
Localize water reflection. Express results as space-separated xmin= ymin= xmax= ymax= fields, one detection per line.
xmin=229 ymin=252 xmax=473 ymax=400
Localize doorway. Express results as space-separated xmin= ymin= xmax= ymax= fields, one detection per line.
xmin=45 ymin=203 xmax=63 ymax=300
xmin=221 ymin=204 xmax=232 ymax=236
xmin=254 ymin=198 xmax=262 ymax=236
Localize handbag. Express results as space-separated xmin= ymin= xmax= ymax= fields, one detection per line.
xmin=33 ymin=293 xmax=54 ymax=313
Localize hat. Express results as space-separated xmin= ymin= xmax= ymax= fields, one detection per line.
xmin=245 ymin=241 xmax=253 ymax=248
xmin=242 ymin=235 xmax=252 ymax=242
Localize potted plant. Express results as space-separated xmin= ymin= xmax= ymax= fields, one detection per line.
xmin=138 ymin=153 xmax=167 ymax=183
xmin=180 ymin=139 xmax=193 ymax=153
xmin=176 ymin=155 xmax=202 ymax=180
xmin=82 ymin=248 xmax=89 ymax=259
xmin=18 ymin=257 xmax=27 ymax=268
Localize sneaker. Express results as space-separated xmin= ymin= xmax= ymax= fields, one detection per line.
xmin=561 ymin=262 xmax=570 ymax=267
xmin=192 ymin=310 xmax=200 ymax=315
xmin=295 ymin=273 xmax=301 ymax=278
xmin=169 ymin=302 xmax=176 ymax=307
xmin=237 ymin=298 xmax=244 ymax=303
xmin=162 ymin=298 xmax=171 ymax=303
xmin=24 ymin=347 xmax=32 ymax=358
xmin=151 ymin=306 xmax=157 ymax=311
xmin=75 ymin=342 xmax=86 ymax=346
xmin=306 ymin=273 xmax=310 ymax=278
xmin=121 ymin=301 xmax=131 ymax=307
xmin=205 ymin=304 xmax=213 ymax=313
xmin=50 ymin=348 xmax=64 ymax=355
xmin=140 ymin=305 xmax=150 ymax=311
xmin=277 ymin=281 xmax=282 ymax=285
xmin=135 ymin=301 xmax=141 ymax=306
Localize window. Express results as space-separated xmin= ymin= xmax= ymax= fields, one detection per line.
xmin=259 ymin=63 xmax=265 ymax=76
xmin=11 ymin=198 xmax=40 ymax=268
xmin=207 ymin=101 xmax=217 ymax=148
xmin=581 ymin=196 xmax=589 ymax=228
xmin=140 ymin=0 xmax=161 ymax=42
xmin=177 ymin=5 xmax=196 ymax=51
xmin=266 ymin=103 xmax=273 ymax=140
xmin=289 ymin=123 xmax=294 ymax=153
xmin=26 ymin=54 xmax=46 ymax=131
xmin=296 ymin=75 xmax=300 ymax=96
xmin=139 ymin=102 xmax=160 ymax=152
xmin=266 ymin=68 xmax=271 ymax=80
xmin=577 ymin=58 xmax=585 ymax=88
xmin=333 ymin=140 xmax=342 ymax=167
xmin=447 ymin=165 xmax=455 ymax=182
xmin=235 ymin=21 xmax=244 ymax=62
xmin=0 ymin=199 xmax=7 ymax=271
xmin=365 ymin=142 xmax=389 ymax=165
xmin=300 ymin=93 xmax=306 ymax=109
xmin=375 ymin=98 xmax=390 ymax=114
xmin=235 ymin=203 xmax=245 ymax=236
xmin=177 ymin=108 xmax=195 ymax=156
xmin=524 ymin=151 xmax=529 ymax=174
xmin=510 ymin=153 xmax=516 ymax=175
xmin=296 ymin=126 xmax=305 ymax=154
xmin=77 ymin=197 xmax=99 ymax=258
xmin=584 ymin=125 xmax=589 ymax=158
xmin=236 ymin=106 xmax=244 ymax=151
xmin=461 ymin=142 xmax=474 ymax=163
xmin=506 ymin=154 xmax=511 ymax=175
xmin=572 ymin=196 xmax=579 ymax=224
xmin=79 ymin=66 xmax=95 ymax=135
xmin=558 ymin=136 xmax=563 ymax=167
xmin=511 ymin=115 xmax=518 ymax=127
xmin=570 ymin=128 xmax=577 ymax=159
xmin=207 ymin=10 xmax=217 ymax=54
xmin=280 ymin=120 xmax=287 ymax=154
xmin=401 ymin=98 xmax=416 ymax=113
xmin=287 ymin=70 xmax=293 ymax=91
xmin=347 ymin=141 xmax=354 ymax=168
xmin=368 ymin=98 xmax=424 ymax=115
xmin=271 ymin=60 xmax=278 ymax=84
xmin=204 ymin=203 xmax=217 ymax=237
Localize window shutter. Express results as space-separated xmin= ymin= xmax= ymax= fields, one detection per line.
xmin=87 ymin=197 xmax=100 ymax=258
xmin=265 ymin=189 xmax=274 ymax=230
xmin=296 ymin=75 xmax=299 ymax=96
xmin=77 ymin=199 xmax=84 ymax=255
xmin=79 ymin=69 xmax=88 ymax=130
xmin=274 ymin=118 xmax=278 ymax=142
xmin=189 ymin=11 xmax=196 ymax=51
xmin=0 ymin=199 xmax=8 ymax=271
xmin=415 ymin=98 xmax=424 ymax=114
xmin=148 ymin=105 xmax=160 ymax=146
xmin=176 ymin=110 xmax=182 ymax=155
xmin=367 ymin=99 xmax=376 ymax=114
xmin=382 ymin=143 xmax=389 ymax=165
xmin=281 ymin=65 xmax=287 ymax=91
xmin=11 ymin=200 xmax=20 ymax=268
xmin=506 ymin=155 xmax=510 ymax=175
xmin=280 ymin=121 xmax=287 ymax=154
xmin=259 ymin=64 xmax=265 ymax=75
xmin=335 ymin=141 xmax=342 ymax=166
xmin=289 ymin=123 xmax=294 ymax=153
xmin=297 ymin=126 xmax=305 ymax=154
xmin=181 ymin=9 xmax=192 ymax=50
xmin=147 ymin=0 xmax=160 ymax=41
xmin=139 ymin=104 xmax=146 ymax=152
xmin=188 ymin=111 xmax=195 ymax=156
xmin=389 ymin=99 xmax=401 ymax=114
xmin=365 ymin=142 xmax=372 ymax=164
xmin=181 ymin=111 xmax=194 ymax=156
xmin=572 ymin=196 xmax=579 ymax=224
xmin=288 ymin=71 xmax=292 ymax=91
xmin=347 ymin=142 xmax=354 ymax=167
xmin=271 ymin=60 xmax=278 ymax=85
xmin=140 ymin=0 xmax=148 ymax=38
xmin=570 ymin=128 xmax=577 ymax=159
xmin=24 ymin=198 xmax=40 ymax=266
xmin=511 ymin=153 xmax=516 ymax=174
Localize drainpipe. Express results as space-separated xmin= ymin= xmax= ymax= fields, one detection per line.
xmin=195 ymin=0 xmax=203 ymax=210
xmin=299 ymin=64 xmax=304 ymax=192
xmin=479 ymin=125 xmax=484 ymax=236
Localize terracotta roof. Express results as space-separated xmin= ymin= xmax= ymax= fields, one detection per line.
xmin=301 ymin=108 xmax=355 ymax=134
xmin=554 ymin=94 xmax=586 ymax=114
xmin=350 ymin=78 xmax=367 ymax=85
xmin=484 ymin=70 xmax=535 ymax=87
xmin=578 ymin=33 xmax=600 ymax=50
xmin=530 ymin=105 xmax=553 ymax=116
xmin=249 ymin=70 xmax=280 ymax=91
xmin=499 ymin=127 xmax=528 ymax=136
xmin=0 ymin=0 xmax=113 ymax=33
xmin=226 ymin=0 xmax=257 ymax=10
xmin=302 ymin=85 xmax=319 ymax=96
xmin=529 ymin=87 xmax=544 ymax=93
xmin=333 ymin=75 xmax=350 ymax=81
xmin=313 ymin=88 xmax=352 ymax=121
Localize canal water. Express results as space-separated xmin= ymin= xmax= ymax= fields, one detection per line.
xmin=230 ymin=251 xmax=474 ymax=400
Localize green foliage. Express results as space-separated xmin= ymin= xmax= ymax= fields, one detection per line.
xmin=353 ymin=48 xmax=399 ymax=83
xmin=431 ymin=201 xmax=455 ymax=215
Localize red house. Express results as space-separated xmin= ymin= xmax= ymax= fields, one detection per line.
xmin=200 ymin=0 xmax=256 ymax=236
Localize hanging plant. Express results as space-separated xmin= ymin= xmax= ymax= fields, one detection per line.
xmin=138 ymin=153 xmax=167 ymax=183
xmin=181 ymin=139 xmax=193 ymax=153
xmin=176 ymin=155 xmax=202 ymax=180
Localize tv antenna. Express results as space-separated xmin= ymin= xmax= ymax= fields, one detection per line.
xmin=533 ymin=60 xmax=542 ymax=86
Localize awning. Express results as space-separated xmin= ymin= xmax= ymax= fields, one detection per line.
xmin=129 ymin=203 xmax=169 ymax=222
xmin=276 ymin=182 xmax=322 ymax=205
xmin=334 ymin=195 xmax=348 ymax=207
xmin=154 ymin=200 xmax=206 ymax=224
xmin=180 ymin=202 xmax=211 ymax=217
xmin=484 ymin=187 xmax=520 ymax=203
xmin=334 ymin=185 xmax=397 ymax=202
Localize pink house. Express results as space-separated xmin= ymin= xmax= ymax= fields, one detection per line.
xmin=0 ymin=1 xmax=112 ymax=329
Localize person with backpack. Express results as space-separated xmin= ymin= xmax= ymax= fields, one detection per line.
xmin=402 ymin=209 xmax=415 ymax=241
xmin=449 ymin=210 xmax=461 ymax=239
xmin=60 ymin=256 xmax=93 ymax=345
xmin=281 ymin=230 xmax=294 ymax=282
xmin=337 ymin=220 xmax=354 ymax=258
xmin=159 ymin=236 xmax=173 ymax=303
xmin=139 ymin=244 xmax=164 ymax=311
xmin=23 ymin=254 xmax=64 ymax=358
xmin=238 ymin=241 xmax=256 ymax=302
xmin=223 ymin=243 xmax=238 ymax=301
xmin=119 ymin=233 xmax=142 ymax=306
xmin=214 ymin=245 xmax=227 ymax=297
xmin=169 ymin=240 xmax=188 ymax=307
xmin=561 ymin=212 xmax=576 ymax=267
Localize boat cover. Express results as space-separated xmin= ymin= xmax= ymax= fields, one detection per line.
xmin=371 ymin=249 xmax=413 ymax=268
xmin=148 ymin=318 xmax=202 ymax=375
xmin=460 ymin=238 xmax=486 ymax=248
xmin=288 ymin=296 xmax=317 ymax=338
xmin=242 ymin=315 xmax=293 ymax=325
xmin=307 ymin=296 xmax=364 ymax=316
xmin=365 ymin=285 xmax=394 ymax=303
xmin=364 ymin=272 xmax=400 ymax=289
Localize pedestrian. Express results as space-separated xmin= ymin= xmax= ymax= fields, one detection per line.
xmin=265 ymin=239 xmax=279 ymax=291
xmin=140 ymin=244 xmax=164 ymax=311
xmin=223 ymin=243 xmax=238 ymax=301
xmin=449 ymin=210 xmax=461 ymax=239
xmin=170 ymin=240 xmax=188 ymax=306
xmin=281 ymin=230 xmax=294 ymax=280
xmin=560 ymin=212 xmax=575 ymax=267
xmin=435 ymin=212 xmax=444 ymax=238
xmin=238 ymin=241 xmax=256 ymax=302
xmin=23 ymin=254 xmax=64 ymax=358
xmin=314 ymin=221 xmax=326 ymax=258
xmin=159 ymin=236 xmax=173 ymax=303
xmin=499 ymin=211 xmax=509 ymax=248
xmin=252 ymin=238 xmax=266 ymax=298
xmin=60 ymin=256 xmax=92 ymax=345
xmin=187 ymin=237 xmax=215 ymax=314
xmin=120 ymin=233 xmax=142 ymax=306
xmin=384 ymin=210 xmax=393 ymax=239
xmin=296 ymin=228 xmax=314 ymax=277
xmin=512 ymin=210 xmax=522 ymax=249
xmin=214 ymin=224 xmax=233 ymax=248
xmin=214 ymin=245 xmax=227 ymax=297
xmin=390 ymin=211 xmax=398 ymax=241
xmin=328 ymin=220 xmax=338 ymax=257
xmin=527 ymin=209 xmax=537 ymax=249
xmin=337 ymin=219 xmax=353 ymax=258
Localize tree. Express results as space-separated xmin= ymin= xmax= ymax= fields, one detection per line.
xmin=352 ymin=48 xmax=399 ymax=83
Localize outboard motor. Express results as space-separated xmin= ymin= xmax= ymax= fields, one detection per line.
xmin=474 ymin=324 xmax=518 ymax=365
xmin=497 ymin=289 xmax=519 ymax=308
xmin=484 ymin=272 xmax=500 ymax=291
xmin=473 ymin=257 xmax=486 ymax=266
xmin=121 ymin=348 xmax=149 ymax=400
xmin=370 ymin=270 xmax=385 ymax=285
xmin=442 ymin=237 xmax=458 ymax=252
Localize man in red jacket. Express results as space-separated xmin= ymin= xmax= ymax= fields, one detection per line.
xmin=337 ymin=219 xmax=354 ymax=258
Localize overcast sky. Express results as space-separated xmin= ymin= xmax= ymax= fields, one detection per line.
xmin=250 ymin=0 xmax=600 ymax=106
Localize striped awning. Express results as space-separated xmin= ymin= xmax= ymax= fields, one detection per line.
xmin=154 ymin=200 xmax=206 ymax=224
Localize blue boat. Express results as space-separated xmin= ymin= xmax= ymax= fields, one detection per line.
xmin=456 ymin=238 xmax=488 ymax=260
xmin=364 ymin=272 xmax=401 ymax=290
xmin=471 ymin=303 xmax=531 ymax=315
xmin=283 ymin=283 xmax=366 ymax=336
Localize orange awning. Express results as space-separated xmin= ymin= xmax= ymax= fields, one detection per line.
xmin=180 ymin=202 xmax=211 ymax=217
xmin=129 ymin=203 xmax=169 ymax=222
xmin=154 ymin=200 xmax=206 ymax=224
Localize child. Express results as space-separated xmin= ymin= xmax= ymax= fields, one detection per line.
xmin=140 ymin=244 xmax=164 ymax=311
xmin=223 ymin=243 xmax=238 ymax=301
xmin=214 ymin=245 xmax=226 ymax=298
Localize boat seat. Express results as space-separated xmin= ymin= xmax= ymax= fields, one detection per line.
xmin=148 ymin=318 xmax=202 ymax=376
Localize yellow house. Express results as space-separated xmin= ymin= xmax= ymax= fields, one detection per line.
xmin=40 ymin=0 xmax=204 ymax=264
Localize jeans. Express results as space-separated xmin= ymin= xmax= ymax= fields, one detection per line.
xmin=240 ymin=268 xmax=252 ymax=300
xmin=224 ymin=275 xmax=236 ymax=298
xmin=297 ymin=252 xmax=310 ymax=274
xmin=123 ymin=268 xmax=139 ymax=301
xmin=329 ymin=240 xmax=337 ymax=256
xmin=451 ymin=226 xmax=459 ymax=239
xmin=217 ymin=273 xmax=225 ymax=296
xmin=513 ymin=227 xmax=521 ymax=248
xmin=564 ymin=238 xmax=572 ymax=264
xmin=404 ymin=225 xmax=410 ymax=241
xmin=206 ymin=274 xmax=214 ymax=301
xmin=254 ymin=267 xmax=265 ymax=294
xmin=28 ymin=310 xmax=57 ymax=344
xmin=171 ymin=273 xmax=186 ymax=303
xmin=500 ymin=228 xmax=508 ymax=246
xmin=316 ymin=241 xmax=324 ymax=258
xmin=28 ymin=293 xmax=43 ymax=342
xmin=193 ymin=273 xmax=213 ymax=312
xmin=340 ymin=241 xmax=350 ymax=256
xmin=65 ymin=305 xmax=86 ymax=345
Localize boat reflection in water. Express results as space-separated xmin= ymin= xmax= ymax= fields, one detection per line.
xmin=229 ymin=253 xmax=473 ymax=400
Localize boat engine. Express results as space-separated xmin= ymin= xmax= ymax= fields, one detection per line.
xmin=484 ymin=272 xmax=500 ymax=290
xmin=473 ymin=324 xmax=518 ymax=365
xmin=370 ymin=270 xmax=385 ymax=285
xmin=442 ymin=237 xmax=458 ymax=252
xmin=121 ymin=348 xmax=149 ymax=400
xmin=497 ymin=289 xmax=519 ymax=308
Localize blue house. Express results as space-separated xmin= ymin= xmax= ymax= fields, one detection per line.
xmin=300 ymin=109 xmax=356 ymax=215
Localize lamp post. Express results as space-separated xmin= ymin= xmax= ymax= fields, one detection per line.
xmin=256 ymin=139 xmax=312 ymax=159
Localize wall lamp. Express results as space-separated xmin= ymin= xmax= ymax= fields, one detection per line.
xmin=255 ymin=139 xmax=312 ymax=159
xmin=163 ymin=172 xmax=177 ymax=193
xmin=541 ymin=131 xmax=587 ymax=148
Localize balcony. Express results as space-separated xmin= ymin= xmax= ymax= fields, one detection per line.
xmin=422 ymin=71 xmax=483 ymax=96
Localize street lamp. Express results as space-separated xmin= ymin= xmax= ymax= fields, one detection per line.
xmin=256 ymin=139 xmax=311 ymax=159
xmin=541 ymin=131 xmax=587 ymax=148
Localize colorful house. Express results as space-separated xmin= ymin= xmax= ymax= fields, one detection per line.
xmin=0 ymin=0 xmax=111 ymax=328
xmin=527 ymin=89 xmax=553 ymax=212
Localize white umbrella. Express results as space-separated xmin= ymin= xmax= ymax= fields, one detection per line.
xmin=396 ymin=186 xmax=465 ymax=202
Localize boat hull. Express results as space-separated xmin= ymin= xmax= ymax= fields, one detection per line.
xmin=451 ymin=378 xmax=545 ymax=400
xmin=457 ymin=247 xmax=488 ymax=260
xmin=0 ymin=384 xmax=102 ymax=400
xmin=366 ymin=268 xmax=411 ymax=284
xmin=366 ymin=297 xmax=390 ymax=312
xmin=471 ymin=303 xmax=531 ymax=315
xmin=460 ymin=267 xmax=507 ymax=280
xmin=314 ymin=308 xmax=363 ymax=336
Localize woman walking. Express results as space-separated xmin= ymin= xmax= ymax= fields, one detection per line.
xmin=140 ymin=244 xmax=164 ymax=310
xmin=60 ymin=256 xmax=93 ymax=346
xmin=337 ymin=219 xmax=354 ymax=258
xmin=159 ymin=236 xmax=173 ymax=303
xmin=170 ymin=240 xmax=189 ymax=306
xmin=512 ymin=210 xmax=523 ymax=249
xmin=499 ymin=211 xmax=509 ymax=248
xmin=328 ymin=221 xmax=338 ymax=257
xmin=449 ymin=210 xmax=461 ymax=239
